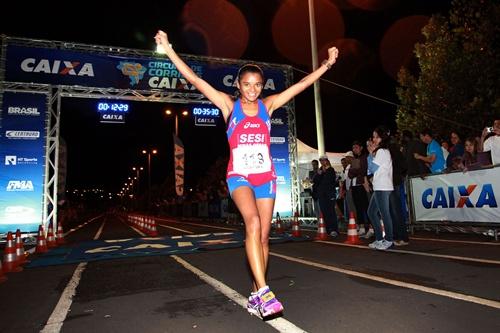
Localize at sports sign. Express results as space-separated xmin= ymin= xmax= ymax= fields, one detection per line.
xmin=411 ymin=166 xmax=500 ymax=223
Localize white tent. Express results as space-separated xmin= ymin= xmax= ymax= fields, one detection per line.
xmin=296 ymin=139 xmax=347 ymax=191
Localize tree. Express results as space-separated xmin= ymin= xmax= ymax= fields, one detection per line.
xmin=396 ymin=0 xmax=500 ymax=137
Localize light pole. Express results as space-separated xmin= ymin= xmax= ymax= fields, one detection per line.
xmin=308 ymin=0 xmax=326 ymax=157
xmin=132 ymin=166 xmax=144 ymax=194
xmin=165 ymin=109 xmax=189 ymax=136
xmin=142 ymin=149 xmax=157 ymax=209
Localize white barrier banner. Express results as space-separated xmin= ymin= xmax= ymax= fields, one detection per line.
xmin=410 ymin=166 xmax=499 ymax=223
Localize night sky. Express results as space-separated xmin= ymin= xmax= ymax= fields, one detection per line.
xmin=1 ymin=0 xmax=452 ymax=193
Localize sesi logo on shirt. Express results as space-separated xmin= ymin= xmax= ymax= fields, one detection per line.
xmin=238 ymin=133 xmax=265 ymax=143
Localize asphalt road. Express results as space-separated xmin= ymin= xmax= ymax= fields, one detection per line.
xmin=1 ymin=212 xmax=499 ymax=333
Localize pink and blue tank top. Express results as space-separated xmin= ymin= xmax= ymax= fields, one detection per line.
xmin=226 ymin=99 xmax=276 ymax=186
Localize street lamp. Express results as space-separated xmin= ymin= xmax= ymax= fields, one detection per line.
xmin=142 ymin=149 xmax=157 ymax=209
xmin=132 ymin=166 xmax=144 ymax=194
xmin=165 ymin=109 xmax=189 ymax=136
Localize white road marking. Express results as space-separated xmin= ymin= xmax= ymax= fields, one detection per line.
xmin=270 ymin=251 xmax=500 ymax=310
xmin=40 ymin=220 xmax=105 ymax=332
xmin=40 ymin=263 xmax=87 ymax=333
xmin=316 ymin=240 xmax=500 ymax=265
xmin=156 ymin=217 xmax=238 ymax=231
xmin=172 ymin=255 xmax=308 ymax=333
xmin=157 ymin=223 xmax=194 ymax=234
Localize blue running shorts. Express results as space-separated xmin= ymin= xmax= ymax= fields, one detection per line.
xmin=227 ymin=177 xmax=276 ymax=199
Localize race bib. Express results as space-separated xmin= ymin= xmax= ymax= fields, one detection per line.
xmin=232 ymin=144 xmax=271 ymax=175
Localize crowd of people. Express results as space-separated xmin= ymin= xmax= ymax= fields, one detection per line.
xmin=307 ymin=119 xmax=500 ymax=250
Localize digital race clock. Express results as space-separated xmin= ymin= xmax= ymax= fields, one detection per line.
xmin=97 ymin=102 xmax=130 ymax=113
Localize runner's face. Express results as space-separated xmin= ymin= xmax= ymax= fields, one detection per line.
xmin=238 ymin=72 xmax=263 ymax=103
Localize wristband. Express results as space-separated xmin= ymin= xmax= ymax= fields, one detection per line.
xmin=322 ymin=60 xmax=332 ymax=70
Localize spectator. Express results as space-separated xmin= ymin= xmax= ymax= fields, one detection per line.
xmin=366 ymin=126 xmax=394 ymax=250
xmin=441 ymin=139 xmax=450 ymax=161
xmin=348 ymin=141 xmax=372 ymax=237
xmin=446 ymin=132 xmax=465 ymax=168
xmin=309 ymin=159 xmax=321 ymax=220
xmin=341 ymin=152 xmax=356 ymax=221
xmin=481 ymin=119 xmax=500 ymax=165
xmin=461 ymin=137 xmax=478 ymax=170
xmin=388 ymin=134 xmax=409 ymax=246
xmin=401 ymin=130 xmax=429 ymax=177
xmin=317 ymin=156 xmax=339 ymax=237
xmin=414 ymin=129 xmax=446 ymax=174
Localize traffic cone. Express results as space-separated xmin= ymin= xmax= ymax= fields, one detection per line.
xmin=2 ymin=232 xmax=23 ymax=273
xmin=15 ymin=229 xmax=28 ymax=265
xmin=46 ymin=221 xmax=57 ymax=248
xmin=0 ymin=261 xmax=7 ymax=283
xmin=275 ymin=212 xmax=284 ymax=234
xmin=315 ymin=213 xmax=329 ymax=240
xmin=291 ymin=211 xmax=301 ymax=237
xmin=149 ymin=217 xmax=158 ymax=237
xmin=56 ymin=222 xmax=66 ymax=245
xmin=36 ymin=225 xmax=48 ymax=254
xmin=344 ymin=212 xmax=363 ymax=245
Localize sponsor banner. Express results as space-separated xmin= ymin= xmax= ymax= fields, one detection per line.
xmin=270 ymin=109 xmax=292 ymax=216
xmin=0 ymin=92 xmax=47 ymax=233
xmin=410 ymin=166 xmax=499 ymax=223
xmin=5 ymin=45 xmax=287 ymax=95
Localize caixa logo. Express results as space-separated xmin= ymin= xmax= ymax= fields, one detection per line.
xmin=21 ymin=58 xmax=95 ymax=76
xmin=421 ymin=184 xmax=497 ymax=209
xmin=6 ymin=180 xmax=34 ymax=192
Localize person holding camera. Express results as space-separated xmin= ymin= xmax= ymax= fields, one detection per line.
xmin=480 ymin=119 xmax=500 ymax=165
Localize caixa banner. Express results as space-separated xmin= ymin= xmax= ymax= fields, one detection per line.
xmin=410 ymin=166 xmax=499 ymax=223
xmin=0 ymin=92 xmax=48 ymax=233
xmin=4 ymin=45 xmax=286 ymax=95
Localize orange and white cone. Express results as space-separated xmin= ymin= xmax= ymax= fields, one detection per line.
xmin=291 ymin=211 xmax=301 ymax=237
xmin=344 ymin=212 xmax=363 ymax=244
xmin=275 ymin=213 xmax=284 ymax=234
xmin=149 ymin=217 xmax=158 ymax=237
xmin=36 ymin=225 xmax=48 ymax=254
xmin=15 ymin=229 xmax=28 ymax=265
xmin=315 ymin=213 xmax=329 ymax=240
xmin=2 ymin=232 xmax=23 ymax=273
xmin=46 ymin=221 xmax=57 ymax=248
xmin=56 ymin=222 xmax=66 ymax=245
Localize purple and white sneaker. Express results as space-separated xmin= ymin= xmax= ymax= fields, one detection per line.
xmin=258 ymin=287 xmax=284 ymax=318
xmin=246 ymin=292 xmax=261 ymax=316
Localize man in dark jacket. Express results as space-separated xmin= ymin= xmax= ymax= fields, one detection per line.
xmin=401 ymin=130 xmax=429 ymax=177
xmin=317 ymin=156 xmax=339 ymax=237
xmin=348 ymin=141 xmax=371 ymax=237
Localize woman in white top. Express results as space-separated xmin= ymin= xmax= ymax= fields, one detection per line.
xmin=366 ymin=126 xmax=394 ymax=250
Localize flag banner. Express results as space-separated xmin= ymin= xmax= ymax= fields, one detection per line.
xmin=173 ymin=134 xmax=185 ymax=197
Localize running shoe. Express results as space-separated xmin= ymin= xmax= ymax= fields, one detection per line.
xmin=368 ymin=240 xmax=383 ymax=249
xmin=247 ymin=292 xmax=261 ymax=316
xmin=376 ymin=239 xmax=393 ymax=250
xmin=258 ymin=288 xmax=284 ymax=318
